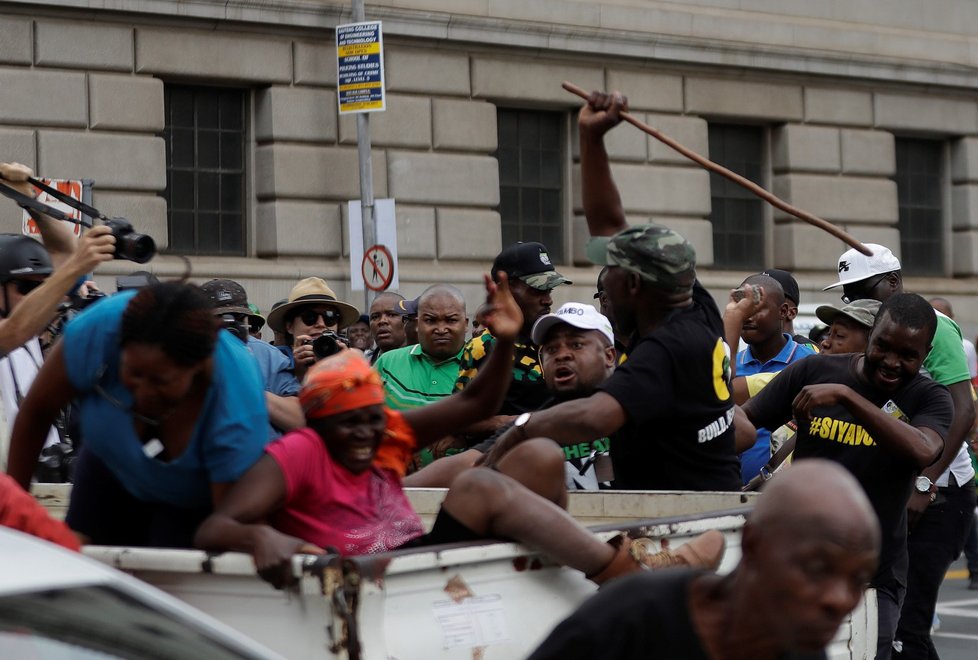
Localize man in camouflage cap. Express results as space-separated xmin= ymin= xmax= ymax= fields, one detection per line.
xmin=480 ymin=90 xmax=743 ymax=492
xmin=587 ymin=224 xmax=696 ymax=289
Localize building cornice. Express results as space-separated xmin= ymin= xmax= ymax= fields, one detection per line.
xmin=5 ymin=0 xmax=978 ymax=89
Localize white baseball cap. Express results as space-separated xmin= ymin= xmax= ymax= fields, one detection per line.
xmin=531 ymin=302 xmax=615 ymax=346
xmin=822 ymin=243 xmax=902 ymax=291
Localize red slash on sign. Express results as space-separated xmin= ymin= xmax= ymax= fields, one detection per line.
xmin=361 ymin=244 xmax=394 ymax=292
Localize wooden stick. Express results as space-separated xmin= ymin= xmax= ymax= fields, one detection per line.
xmin=562 ymin=81 xmax=873 ymax=257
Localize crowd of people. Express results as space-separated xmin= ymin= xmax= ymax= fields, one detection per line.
xmin=0 ymin=88 xmax=976 ymax=660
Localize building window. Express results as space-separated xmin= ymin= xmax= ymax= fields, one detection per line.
xmin=163 ymin=86 xmax=246 ymax=255
xmin=895 ymin=138 xmax=944 ymax=276
xmin=708 ymin=124 xmax=765 ymax=270
xmin=496 ymin=109 xmax=564 ymax=262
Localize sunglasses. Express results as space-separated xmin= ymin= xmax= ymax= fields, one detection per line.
xmin=841 ymin=274 xmax=888 ymax=305
xmin=298 ymin=309 xmax=341 ymax=326
xmin=11 ymin=279 xmax=43 ymax=295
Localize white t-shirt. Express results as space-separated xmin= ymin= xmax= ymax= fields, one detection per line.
xmin=963 ymin=338 xmax=978 ymax=379
xmin=0 ymin=338 xmax=60 ymax=471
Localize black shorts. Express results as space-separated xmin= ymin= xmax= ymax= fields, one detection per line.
xmin=65 ymin=448 xmax=211 ymax=548
xmin=400 ymin=507 xmax=484 ymax=549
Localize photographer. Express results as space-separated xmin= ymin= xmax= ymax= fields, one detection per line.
xmin=0 ymin=162 xmax=115 ymax=471
xmin=266 ymin=277 xmax=360 ymax=382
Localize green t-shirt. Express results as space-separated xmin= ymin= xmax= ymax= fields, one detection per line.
xmin=374 ymin=344 xmax=464 ymax=410
xmin=925 ymin=313 xmax=971 ymax=386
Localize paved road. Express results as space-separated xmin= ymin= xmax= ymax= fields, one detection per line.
xmin=932 ymin=556 xmax=977 ymax=660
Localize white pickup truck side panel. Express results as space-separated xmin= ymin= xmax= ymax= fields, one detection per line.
xmin=37 ymin=486 xmax=875 ymax=659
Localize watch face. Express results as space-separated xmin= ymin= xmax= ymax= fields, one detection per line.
xmin=515 ymin=412 xmax=531 ymax=427
xmin=915 ymin=476 xmax=931 ymax=493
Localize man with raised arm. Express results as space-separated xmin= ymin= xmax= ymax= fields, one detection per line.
xmin=0 ymin=162 xmax=115 ymax=470
xmin=481 ymin=91 xmax=745 ymax=491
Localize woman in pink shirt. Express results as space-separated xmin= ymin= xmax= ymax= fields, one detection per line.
xmin=195 ymin=275 xmax=723 ymax=588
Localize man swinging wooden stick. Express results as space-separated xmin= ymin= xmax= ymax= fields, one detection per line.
xmin=561 ymin=82 xmax=872 ymax=258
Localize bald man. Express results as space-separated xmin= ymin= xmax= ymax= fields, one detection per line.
xmin=530 ymin=460 xmax=880 ymax=660
xmin=373 ymin=284 xmax=469 ymax=410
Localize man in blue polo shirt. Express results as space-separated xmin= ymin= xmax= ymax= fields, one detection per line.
xmin=733 ymin=273 xmax=816 ymax=484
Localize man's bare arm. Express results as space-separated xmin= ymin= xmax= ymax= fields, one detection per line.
xmin=0 ymin=227 xmax=115 ymax=356
xmin=265 ymin=393 xmax=304 ymax=432
xmin=578 ymin=91 xmax=629 ymax=237
xmin=479 ymin=391 xmax=627 ymax=468
xmin=917 ymin=380 xmax=975 ymax=479
xmin=0 ymin=162 xmax=76 ymax=266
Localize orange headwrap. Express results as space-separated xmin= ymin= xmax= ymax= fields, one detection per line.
xmin=299 ymin=350 xmax=385 ymax=419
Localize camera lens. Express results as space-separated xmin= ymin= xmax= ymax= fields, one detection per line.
xmin=312 ymin=333 xmax=341 ymax=360
xmin=104 ymin=218 xmax=157 ymax=264
xmin=117 ymin=233 xmax=156 ymax=264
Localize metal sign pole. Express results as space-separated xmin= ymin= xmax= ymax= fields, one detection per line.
xmin=352 ymin=0 xmax=377 ymax=314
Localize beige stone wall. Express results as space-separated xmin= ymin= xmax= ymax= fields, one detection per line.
xmin=2 ymin=1 xmax=978 ymax=333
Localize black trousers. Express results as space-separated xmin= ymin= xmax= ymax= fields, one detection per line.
xmin=894 ymin=480 xmax=977 ymax=660
xmin=65 ymin=448 xmax=211 ymax=548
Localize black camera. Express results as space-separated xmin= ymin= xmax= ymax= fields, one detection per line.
xmin=69 ymin=288 xmax=106 ymax=311
xmin=311 ymin=332 xmax=343 ymax=360
xmin=104 ymin=218 xmax=156 ymax=264
xmin=221 ymin=313 xmax=249 ymax=343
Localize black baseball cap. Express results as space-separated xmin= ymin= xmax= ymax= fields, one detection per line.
xmin=395 ymin=297 xmax=418 ymax=317
xmin=201 ymin=278 xmax=251 ymax=315
xmin=760 ymin=269 xmax=800 ymax=306
xmin=491 ymin=242 xmax=572 ymax=291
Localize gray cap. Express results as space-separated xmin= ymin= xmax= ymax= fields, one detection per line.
xmin=815 ymin=299 xmax=882 ymax=329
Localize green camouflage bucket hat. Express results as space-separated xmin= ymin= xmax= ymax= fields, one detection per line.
xmin=586 ymin=224 xmax=697 ymax=292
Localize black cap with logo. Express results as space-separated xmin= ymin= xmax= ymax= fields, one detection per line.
xmin=491 ymin=242 xmax=572 ymax=291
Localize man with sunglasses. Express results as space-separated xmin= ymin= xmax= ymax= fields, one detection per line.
xmin=0 ymin=162 xmax=117 ymax=473
xmin=824 ymin=243 xmax=976 ymax=660
xmin=266 ymin=277 xmax=360 ymax=383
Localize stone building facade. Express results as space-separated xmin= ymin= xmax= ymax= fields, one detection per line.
xmin=2 ymin=0 xmax=978 ymax=333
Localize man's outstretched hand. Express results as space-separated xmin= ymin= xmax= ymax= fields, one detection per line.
xmin=482 ymin=272 xmax=522 ymax=343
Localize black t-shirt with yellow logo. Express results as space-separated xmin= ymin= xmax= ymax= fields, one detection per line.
xmin=745 ymin=353 xmax=952 ymax=591
xmin=598 ymin=281 xmax=741 ymax=492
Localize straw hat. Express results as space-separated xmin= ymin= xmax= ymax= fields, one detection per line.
xmin=266 ymin=277 xmax=361 ymax=333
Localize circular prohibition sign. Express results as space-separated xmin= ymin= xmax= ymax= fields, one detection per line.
xmin=361 ymin=244 xmax=395 ymax=292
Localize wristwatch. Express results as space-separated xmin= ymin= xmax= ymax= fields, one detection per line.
xmin=514 ymin=412 xmax=532 ymax=439
xmin=914 ymin=475 xmax=934 ymax=494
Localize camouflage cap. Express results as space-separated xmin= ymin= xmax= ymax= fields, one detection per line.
xmin=585 ymin=224 xmax=696 ymax=292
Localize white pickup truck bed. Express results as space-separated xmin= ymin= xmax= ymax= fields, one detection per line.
xmin=40 ymin=488 xmax=876 ymax=660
